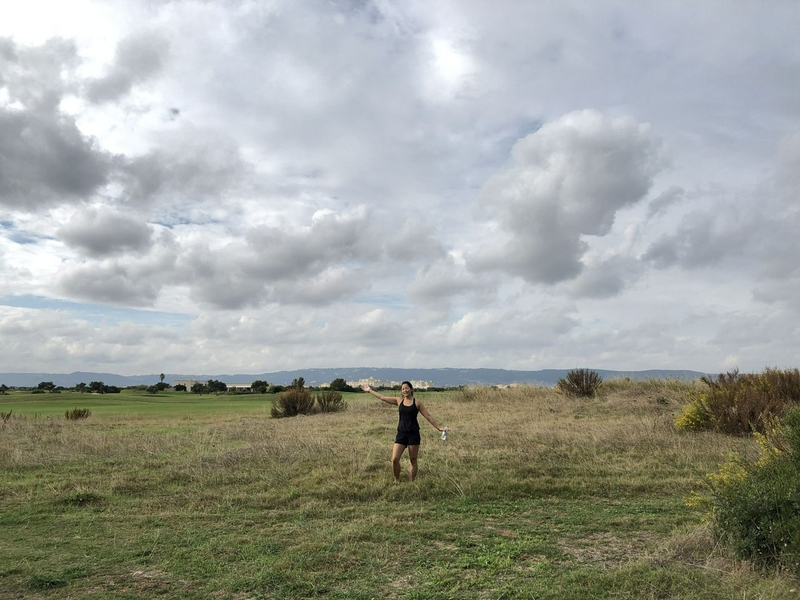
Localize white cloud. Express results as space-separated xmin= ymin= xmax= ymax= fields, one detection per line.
xmin=471 ymin=110 xmax=664 ymax=284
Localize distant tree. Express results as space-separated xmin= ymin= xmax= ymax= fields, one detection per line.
xmin=155 ymin=382 xmax=169 ymax=391
xmin=207 ymin=379 xmax=227 ymax=394
xmin=191 ymin=382 xmax=206 ymax=394
xmin=291 ymin=377 xmax=305 ymax=389
xmin=37 ymin=381 xmax=56 ymax=392
xmin=146 ymin=385 xmax=159 ymax=394
xmin=174 ymin=384 xmax=187 ymax=392
xmin=160 ymin=373 xmax=165 ymax=385
xmin=75 ymin=383 xmax=87 ymax=393
xmin=103 ymin=385 xmax=121 ymax=394
xmin=0 ymin=384 xmax=8 ymax=394
xmin=251 ymin=380 xmax=269 ymax=393
xmin=89 ymin=381 xmax=105 ymax=394
xmin=329 ymin=378 xmax=354 ymax=392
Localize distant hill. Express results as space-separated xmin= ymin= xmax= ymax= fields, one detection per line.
xmin=0 ymin=367 xmax=709 ymax=388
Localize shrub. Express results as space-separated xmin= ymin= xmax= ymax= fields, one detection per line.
xmin=316 ymin=391 xmax=347 ymax=413
xmin=65 ymin=408 xmax=91 ymax=420
xmin=675 ymin=368 xmax=800 ymax=435
xmin=328 ymin=378 xmax=354 ymax=392
xmin=702 ymin=407 xmax=800 ymax=572
xmin=557 ymin=369 xmax=603 ymax=397
xmin=174 ymin=384 xmax=187 ymax=392
xmin=271 ymin=388 xmax=315 ymax=418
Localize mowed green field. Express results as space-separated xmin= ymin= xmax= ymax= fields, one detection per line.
xmin=1 ymin=383 xmax=796 ymax=599
xmin=0 ymin=389 xmax=450 ymax=419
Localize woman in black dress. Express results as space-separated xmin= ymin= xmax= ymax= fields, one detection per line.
xmin=361 ymin=381 xmax=444 ymax=482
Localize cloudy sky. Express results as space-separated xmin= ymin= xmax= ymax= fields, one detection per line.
xmin=1 ymin=0 xmax=799 ymax=376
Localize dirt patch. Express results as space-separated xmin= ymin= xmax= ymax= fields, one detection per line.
xmin=559 ymin=532 xmax=659 ymax=566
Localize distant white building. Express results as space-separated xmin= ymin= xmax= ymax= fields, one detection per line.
xmin=226 ymin=383 xmax=252 ymax=392
xmin=347 ymin=377 xmax=433 ymax=390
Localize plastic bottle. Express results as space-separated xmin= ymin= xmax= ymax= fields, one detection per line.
xmin=440 ymin=426 xmax=449 ymax=441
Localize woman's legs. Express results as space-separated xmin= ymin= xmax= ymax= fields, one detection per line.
xmin=408 ymin=445 xmax=419 ymax=481
xmin=391 ymin=443 xmax=406 ymax=481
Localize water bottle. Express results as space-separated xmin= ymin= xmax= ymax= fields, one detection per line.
xmin=440 ymin=426 xmax=449 ymax=441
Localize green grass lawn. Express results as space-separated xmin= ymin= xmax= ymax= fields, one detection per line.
xmin=1 ymin=383 xmax=796 ymax=599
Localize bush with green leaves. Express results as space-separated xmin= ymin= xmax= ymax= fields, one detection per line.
xmin=251 ymin=380 xmax=269 ymax=394
xmin=699 ymin=406 xmax=800 ymax=572
xmin=556 ymin=369 xmax=603 ymax=397
xmin=315 ymin=391 xmax=347 ymax=413
xmin=271 ymin=387 xmax=315 ymax=418
xmin=675 ymin=368 xmax=800 ymax=435
xmin=65 ymin=408 xmax=91 ymax=421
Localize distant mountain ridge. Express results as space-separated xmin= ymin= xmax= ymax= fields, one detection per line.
xmin=0 ymin=367 xmax=708 ymax=388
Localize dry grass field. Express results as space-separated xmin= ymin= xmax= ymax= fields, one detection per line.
xmin=1 ymin=382 xmax=798 ymax=598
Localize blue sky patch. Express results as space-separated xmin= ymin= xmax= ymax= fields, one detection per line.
xmin=0 ymin=295 xmax=194 ymax=328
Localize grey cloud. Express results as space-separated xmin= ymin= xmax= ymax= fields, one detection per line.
xmin=563 ymin=256 xmax=643 ymax=299
xmin=384 ymin=219 xmax=447 ymax=263
xmin=269 ymin=268 xmax=358 ymax=306
xmin=647 ymin=185 xmax=685 ymax=218
xmin=58 ymin=208 xmax=154 ymax=257
xmin=85 ymin=31 xmax=169 ymax=103
xmin=56 ymin=231 xmax=177 ymax=306
xmin=0 ymin=111 xmax=110 ymax=208
xmin=240 ymin=210 xmax=373 ymax=281
xmin=0 ymin=37 xmax=79 ymax=109
xmin=643 ymin=209 xmax=752 ymax=269
xmin=640 ymin=134 xmax=800 ymax=309
xmin=471 ymin=110 xmax=664 ymax=284
xmin=58 ymin=262 xmax=162 ymax=307
xmin=777 ymin=132 xmax=800 ymax=200
xmin=443 ymin=306 xmax=578 ymax=351
xmin=326 ymin=308 xmax=407 ymax=347
xmin=173 ymin=210 xmax=374 ymax=309
xmin=0 ymin=39 xmax=112 ymax=210
xmin=407 ymin=257 xmax=494 ymax=304
xmin=119 ymin=131 xmax=248 ymax=205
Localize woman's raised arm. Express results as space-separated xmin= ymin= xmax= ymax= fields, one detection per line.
xmin=361 ymin=384 xmax=399 ymax=405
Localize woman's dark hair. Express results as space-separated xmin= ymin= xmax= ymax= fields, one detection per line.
xmin=401 ymin=381 xmax=414 ymax=391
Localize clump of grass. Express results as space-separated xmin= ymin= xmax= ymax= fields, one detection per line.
xmin=454 ymin=385 xmax=490 ymax=402
xmin=1 ymin=410 xmax=11 ymax=424
xmin=315 ymin=391 xmax=347 ymax=413
xmin=675 ymin=368 xmax=800 ymax=435
xmin=27 ymin=574 xmax=69 ymax=590
xmin=557 ymin=369 xmax=603 ymax=398
xmin=62 ymin=486 xmax=104 ymax=506
xmin=271 ymin=387 xmax=315 ymax=418
xmin=65 ymin=408 xmax=92 ymax=421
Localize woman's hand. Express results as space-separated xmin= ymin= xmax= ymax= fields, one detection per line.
xmin=360 ymin=384 xmax=372 ymax=393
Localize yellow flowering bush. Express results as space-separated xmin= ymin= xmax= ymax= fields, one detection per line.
xmin=702 ymin=406 xmax=800 ymax=571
